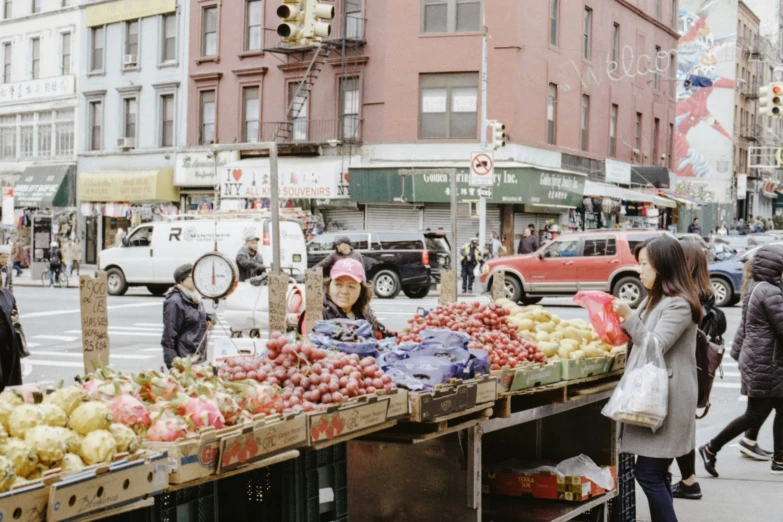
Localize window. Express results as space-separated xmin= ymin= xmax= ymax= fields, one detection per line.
xmin=550 ymin=0 xmax=559 ymax=46
xmin=580 ymin=94 xmax=589 ymax=151
xmin=160 ymin=94 xmax=174 ymax=147
xmin=128 ymin=226 xmax=153 ymax=247
xmin=245 ymin=0 xmax=262 ymax=51
xmin=0 ymin=115 xmax=15 ymax=159
xmin=634 ymin=112 xmax=642 ymax=163
xmin=654 ymin=46 xmax=660 ymax=90
xmin=653 ymin=117 xmax=660 ymax=164
xmin=547 ymin=83 xmax=557 ymax=145
xmin=628 ymin=234 xmax=660 ymax=253
xmin=671 ymin=0 xmax=677 ymax=27
xmin=89 ymin=101 xmax=102 ymax=151
xmin=656 ymin=0 xmax=661 ymax=19
xmin=344 ymin=0 xmax=362 ymax=38
xmin=612 ymin=23 xmax=619 ymax=63
xmin=610 ymin=104 xmax=618 ymax=157
xmin=583 ymin=7 xmax=592 ymax=60
xmin=162 ymin=14 xmax=177 ymax=62
xmin=3 ymin=0 xmax=11 ymax=19
xmin=583 ymin=237 xmax=617 ymax=257
xmin=202 ymin=7 xmax=217 ymax=56
xmin=123 ymin=98 xmax=137 ymax=139
xmin=55 ymin=108 xmax=73 ymax=156
xmin=91 ymin=26 xmax=104 ymax=71
xmin=125 ymin=20 xmax=139 ymax=57
xmin=543 ymin=238 xmax=577 ymax=258
xmin=419 ymin=73 xmax=478 ymax=139
xmin=61 ymin=33 xmax=71 ymax=75
xmin=19 ymin=113 xmax=33 ymax=158
xmin=2 ymin=42 xmax=10 ymax=83
xmin=667 ymin=123 xmax=673 ymax=167
xmin=340 ymin=76 xmax=359 ymax=141
xmin=37 ymin=111 xmax=51 ymax=157
xmin=288 ymin=82 xmax=308 ymax=141
xmin=669 ymin=53 xmax=676 ymax=97
xmin=422 ymin=0 xmax=479 ymax=34
xmin=242 ymin=86 xmax=259 ymax=142
xmin=378 ymin=233 xmax=424 ymax=250
xmin=30 ymin=38 xmax=39 ymax=79
xmin=31 ymin=0 xmax=39 ymax=13
xmin=200 ymin=90 xmax=216 ymax=144
xmin=344 ymin=233 xmax=369 ymax=250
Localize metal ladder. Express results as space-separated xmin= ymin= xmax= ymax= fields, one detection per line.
xmin=275 ymin=43 xmax=332 ymax=142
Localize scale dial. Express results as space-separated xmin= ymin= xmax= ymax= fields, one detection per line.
xmin=192 ymin=252 xmax=239 ymax=300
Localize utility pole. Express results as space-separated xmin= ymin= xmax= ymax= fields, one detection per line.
xmin=478 ymin=4 xmax=488 ymax=259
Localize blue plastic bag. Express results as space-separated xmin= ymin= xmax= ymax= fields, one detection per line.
xmin=312 ymin=319 xmax=374 ymax=340
xmin=464 ymin=348 xmax=491 ymax=378
xmin=386 ymin=355 xmax=461 ymax=388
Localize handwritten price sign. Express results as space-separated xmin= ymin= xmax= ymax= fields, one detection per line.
xmin=80 ymin=272 xmax=110 ymax=373
xmin=305 ymin=267 xmax=323 ymax=335
xmin=267 ymin=273 xmax=288 ymax=335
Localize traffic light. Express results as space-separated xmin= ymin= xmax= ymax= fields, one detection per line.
xmin=276 ymin=0 xmax=305 ymax=43
xmin=303 ymin=0 xmax=334 ymax=41
xmin=489 ymin=121 xmax=506 ymax=150
xmin=759 ymin=83 xmax=783 ymax=117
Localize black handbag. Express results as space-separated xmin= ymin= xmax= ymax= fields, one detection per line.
xmin=15 ymin=322 xmax=29 ymax=358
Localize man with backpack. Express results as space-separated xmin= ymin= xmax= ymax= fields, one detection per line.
xmin=46 ymin=241 xmax=62 ymax=287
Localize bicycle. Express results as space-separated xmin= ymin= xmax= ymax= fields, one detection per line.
xmin=41 ymin=267 xmax=69 ymax=288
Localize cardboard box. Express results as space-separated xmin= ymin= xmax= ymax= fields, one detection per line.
xmin=483 ymin=465 xmax=617 ymax=502
xmin=384 ymin=389 xmax=409 ymax=421
xmin=560 ymin=357 xmax=611 ymax=381
xmin=218 ymin=412 xmax=307 ymax=473
xmin=496 ymin=362 xmax=562 ymax=392
xmin=610 ymin=352 xmax=627 ymax=372
xmin=0 ymin=480 xmax=51 ymax=522
xmin=308 ymin=394 xmax=390 ymax=444
xmin=408 ymin=376 xmax=498 ymax=422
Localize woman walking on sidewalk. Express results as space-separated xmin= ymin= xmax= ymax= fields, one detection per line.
xmin=700 ymin=244 xmax=783 ymax=475
xmin=612 ymin=236 xmax=701 ymax=522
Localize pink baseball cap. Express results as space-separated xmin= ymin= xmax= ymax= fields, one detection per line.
xmin=330 ymin=258 xmax=365 ymax=283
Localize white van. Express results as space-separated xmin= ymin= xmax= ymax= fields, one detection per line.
xmin=98 ymin=217 xmax=307 ymax=296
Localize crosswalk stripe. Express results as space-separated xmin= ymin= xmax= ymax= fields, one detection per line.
xmin=27 ymin=342 xmax=41 ymax=348
xmin=722 ymin=372 xmax=740 ymax=377
xmin=33 ymin=335 xmax=78 ymax=342
xmin=713 ymin=382 xmax=741 ymax=389
xmin=28 ymin=350 xmax=155 ymax=360
xmin=133 ymin=323 xmax=164 ymax=327
xmin=25 ymin=360 xmax=85 ymax=368
xmin=109 ymin=326 xmax=164 ymax=332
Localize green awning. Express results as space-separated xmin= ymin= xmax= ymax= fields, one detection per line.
xmin=15 ymin=164 xmax=76 ymax=208
xmin=349 ymin=165 xmax=586 ymax=207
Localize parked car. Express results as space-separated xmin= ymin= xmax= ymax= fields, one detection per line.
xmin=721 ymin=236 xmax=750 ymax=255
xmin=708 ymin=242 xmax=783 ymax=307
xmin=747 ymin=233 xmax=777 ymax=247
xmin=307 ymin=230 xmax=450 ymax=299
xmin=677 ymin=233 xmax=716 ymax=261
xmin=480 ymin=230 xmax=670 ymax=308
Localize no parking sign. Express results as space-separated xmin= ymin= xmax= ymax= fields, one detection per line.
xmin=470 ymin=151 xmax=493 ymax=187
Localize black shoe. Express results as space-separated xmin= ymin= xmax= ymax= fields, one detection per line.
xmin=671 ymin=480 xmax=703 ymax=500
xmin=772 ymin=461 xmax=783 ymax=475
xmin=699 ymin=444 xmax=719 ymax=478
xmin=739 ymin=438 xmax=773 ymax=460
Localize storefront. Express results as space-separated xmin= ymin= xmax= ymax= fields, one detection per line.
xmin=581 ymin=180 xmax=675 ymax=231
xmin=77 ymin=170 xmax=180 ymax=253
xmin=175 ymin=150 xmax=239 ymax=212
xmin=13 ymin=164 xmax=77 ymax=278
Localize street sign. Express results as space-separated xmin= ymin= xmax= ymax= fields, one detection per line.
xmin=470 ymin=151 xmax=494 ymax=187
xmin=478 ymin=187 xmax=492 ymax=198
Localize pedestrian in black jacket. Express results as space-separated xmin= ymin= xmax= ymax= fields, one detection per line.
xmin=314 ymin=236 xmax=364 ymax=275
xmin=161 ymin=264 xmax=212 ymax=369
xmin=700 ymin=244 xmax=783 ymax=475
xmin=517 ymin=228 xmax=539 ymax=254
xmin=0 ymin=245 xmax=21 ymax=392
xmin=236 ymin=233 xmax=266 ymax=282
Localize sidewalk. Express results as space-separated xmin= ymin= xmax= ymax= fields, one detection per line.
xmin=10 ymin=266 xmax=97 ymax=288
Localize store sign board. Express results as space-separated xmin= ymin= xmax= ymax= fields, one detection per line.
xmin=605 ymin=159 xmax=631 ymax=184
xmin=175 ymin=151 xmax=238 ymax=187
xmin=78 ymin=170 xmax=178 ymax=202
xmin=86 ymin=0 xmax=175 ymax=27
xmin=220 ymin=158 xmax=351 ymax=199
xmin=0 ymin=75 xmax=75 ymax=105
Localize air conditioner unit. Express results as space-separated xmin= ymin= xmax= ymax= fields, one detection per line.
xmin=123 ymin=54 xmax=137 ymax=67
xmin=117 ymin=137 xmax=135 ymax=150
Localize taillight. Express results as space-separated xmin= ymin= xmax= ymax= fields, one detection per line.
xmin=422 ymin=251 xmax=429 ymax=265
xmin=263 ymin=231 xmax=270 ymax=246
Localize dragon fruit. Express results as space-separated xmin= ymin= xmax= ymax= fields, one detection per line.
xmin=38 ymin=404 xmax=67 ymax=428
xmin=8 ymin=405 xmax=45 ymax=438
xmin=13 ymin=385 xmax=43 ymax=404
xmin=0 ymin=390 xmax=23 ymax=406
xmin=109 ymin=395 xmax=150 ymax=431
xmin=0 ymin=455 xmax=15 ymax=493
xmin=179 ymin=396 xmax=225 ymax=429
xmin=43 ymin=386 xmax=87 ymax=415
xmin=25 ymin=426 xmax=67 ymax=466
xmin=81 ymin=379 xmax=104 ymax=397
xmin=12 ymin=476 xmax=29 ymax=487
xmin=4 ymin=438 xmax=38 ymax=478
xmin=109 ymin=423 xmax=139 ymax=453
xmin=0 ymin=422 xmax=7 ymax=447
xmin=69 ymin=401 xmax=113 ymax=436
xmin=26 ymin=464 xmax=46 ymax=480
xmin=227 ymin=382 xmax=278 ymax=416
xmin=146 ymin=412 xmax=190 ymax=442
xmin=60 ymin=453 xmax=85 ymax=473
xmin=51 ymin=427 xmax=82 ymax=454
xmin=0 ymin=400 xmax=13 ymax=432
xmin=213 ymin=392 xmax=245 ymax=426
xmin=79 ymin=430 xmax=117 ymax=465
xmin=136 ymin=373 xmax=181 ymax=403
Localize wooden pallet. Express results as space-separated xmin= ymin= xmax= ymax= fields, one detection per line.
xmin=364 ymin=406 xmax=493 ymax=444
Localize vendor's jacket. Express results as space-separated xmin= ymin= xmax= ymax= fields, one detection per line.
xmin=161 ymin=286 xmax=207 ymax=368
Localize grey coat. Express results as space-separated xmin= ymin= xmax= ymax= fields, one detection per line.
xmin=619 ymin=296 xmax=698 ymax=459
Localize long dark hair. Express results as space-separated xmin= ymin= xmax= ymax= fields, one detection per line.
xmin=634 ymin=236 xmax=702 ymax=324
xmin=323 ymin=278 xmax=373 ymax=315
xmin=680 ymin=240 xmax=714 ymax=303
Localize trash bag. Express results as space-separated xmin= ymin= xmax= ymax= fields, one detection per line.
xmin=602 ymin=334 xmax=669 ymax=431
xmin=555 ymin=454 xmax=615 ymax=490
xmin=573 ymin=291 xmax=629 ymax=346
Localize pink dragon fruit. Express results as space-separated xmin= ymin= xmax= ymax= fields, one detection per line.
xmin=227 ymin=382 xmax=279 ymax=416
xmin=109 ymin=395 xmax=150 ymax=431
xmin=82 ymin=379 xmax=104 ymax=397
xmin=213 ymin=392 xmax=244 ymax=426
xmin=146 ymin=412 xmax=190 ymax=442
xmin=179 ymin=396 xmax=225 ymax=429
xmin=136 ymin=373 xmax=181 ymax=403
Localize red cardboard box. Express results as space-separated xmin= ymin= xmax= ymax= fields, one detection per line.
xmin=483 ymin=464 xmax=617 ymax=502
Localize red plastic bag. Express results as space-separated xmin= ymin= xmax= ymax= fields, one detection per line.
xmin=573 ymin=291 xmax=629 ymax=347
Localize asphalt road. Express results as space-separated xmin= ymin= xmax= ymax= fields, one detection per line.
xmin=12 ymin=288 xmax=782 ymax=520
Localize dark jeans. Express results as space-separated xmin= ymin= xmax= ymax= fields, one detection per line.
xmin=635 ymin=456 xmax=678 ymax=522
xmin=675 ymin=450 xmax=696 ymax=480
xmin=461 ymin=265 xmax=475 ymax=291
xmin=11 ymin=261 xmax=22 ymax=276
xmin=709 ymin=397 xmax=783 ymax=462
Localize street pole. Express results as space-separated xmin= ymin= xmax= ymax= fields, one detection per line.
xmin=478 ymin=6 xmax=488 ymax=263
xmin=450 ymin=168 xmax=459 ymax=300
xmin=269 ymin=143 xmax=281 ymax=275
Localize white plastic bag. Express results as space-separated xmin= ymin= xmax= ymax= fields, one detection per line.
xmin=556 ymin=454 xmax=615 ymax=490
xmin=602 ymin=334 xmax=669 ymax=431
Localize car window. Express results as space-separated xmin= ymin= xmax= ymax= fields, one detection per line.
xmin=345 ymin=233 xmax=369 ymax=250
xmin=377 ymin=232 xmax=424 ymax=250
xmin=308 ymin=235 xmax=333 ymax=252
xmin=543 ymin=238 xmax=578 ymax=258
xmin=627 ymin=233 xmax=660 ymax=255
xmin=425 ymin=236 xmax=449 ymax=252
xmin=583 ymin=236 xmax=617 ymax=257
xmin=127 ymin=226 xmax=153 ymax=247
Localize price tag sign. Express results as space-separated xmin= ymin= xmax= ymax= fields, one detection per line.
xmin=491 ymin=270 xmax=506 ymax=302
xmin=305 ymin=268 xmax=323 ymax=335
xmin=439 ymin=270 xmax=457 ymax=305
xmin=267 ymin=273 xmax=289 ymax=335
xmin=80 ymin=272 xmax=110 ymax=373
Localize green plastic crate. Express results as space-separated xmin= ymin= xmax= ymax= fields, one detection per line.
xmin=506 ymin=362 xmax=562 ymax=391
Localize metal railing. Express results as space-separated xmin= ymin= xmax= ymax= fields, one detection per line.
xmin=260 ymin=119 xmax=361 ymax=144
xmin=740 ymin=124 xmax=762 ymax=142
xmin=741 ymin=81 xmax=760 ymax=99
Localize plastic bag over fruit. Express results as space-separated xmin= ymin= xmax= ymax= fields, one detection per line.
xmin=310 ymin=319 xmax=394 ymax=357
xmin=573 ymin=291 xmax=629 ymax=346
xmin=602 ymin=334 xmax=668 ymax=431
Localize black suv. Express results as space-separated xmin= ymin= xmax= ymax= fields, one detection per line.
xmin=307 ymin=230 xmax=451 ymax=299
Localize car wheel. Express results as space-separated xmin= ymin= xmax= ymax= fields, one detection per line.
xmin=403 ymin=287 xmax=430 ymax=299
xmin=711 ymin=278 xmax=733 ymax=307
xmin=106 ymin=268 xmax=129 ymax=296
xmin=613 ymin=276 xmax=644 ymax=308
xmin=502 ymin=275 xmax=523 ymax=303
xmin=146 ymin=285 xmax=170 ymax=297
xmin=521 ymin=297 xmax=543 ymax=305
xmin=373 ymin=270 xmax=401 ymax=299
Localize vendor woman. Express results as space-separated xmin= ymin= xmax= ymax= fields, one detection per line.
xmin=299 ymin=258 xmax=392 ymax=338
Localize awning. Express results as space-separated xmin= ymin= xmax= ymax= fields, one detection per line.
xmin=653 ymin=195 xmax=676 ymax=208
xmin=15 ymin=164 xmax=76 ymax=208
xmin=583 ymin=181 xmax=656 ymax=203
xmin=78 ymin=170 xmax=179 ymax=202
xmin=761 ymin=181 xmax=778 ymax=199
xmin=660 ymin=190 xmax=702 ymax=209
xmin=631 ymin=166 xmax=672 ymax=188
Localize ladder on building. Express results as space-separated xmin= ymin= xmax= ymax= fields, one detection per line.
xmin=275 ymin=43 xmax=332 ymax=142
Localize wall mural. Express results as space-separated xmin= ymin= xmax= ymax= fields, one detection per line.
xmin=675 ymin=0 xmax=737 ymax=201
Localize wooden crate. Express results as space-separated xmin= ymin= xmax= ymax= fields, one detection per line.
xmin=307 ymin=393 xmax=393 ymax=448
xmin=408 ymin=375 xmax=498 ymax=423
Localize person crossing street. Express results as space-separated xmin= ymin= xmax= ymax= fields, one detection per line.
xmin=460 ymin=238 xmax=481 ymax=294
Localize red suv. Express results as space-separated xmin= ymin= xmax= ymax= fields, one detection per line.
xmin=480 ymin=230 xmax=669 ymax=307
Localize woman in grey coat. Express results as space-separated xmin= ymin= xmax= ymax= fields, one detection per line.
xmin=700 ymin=244 xmax=783 ymax=475
xmin=613 ymin=236 xmax=701 ymax=522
